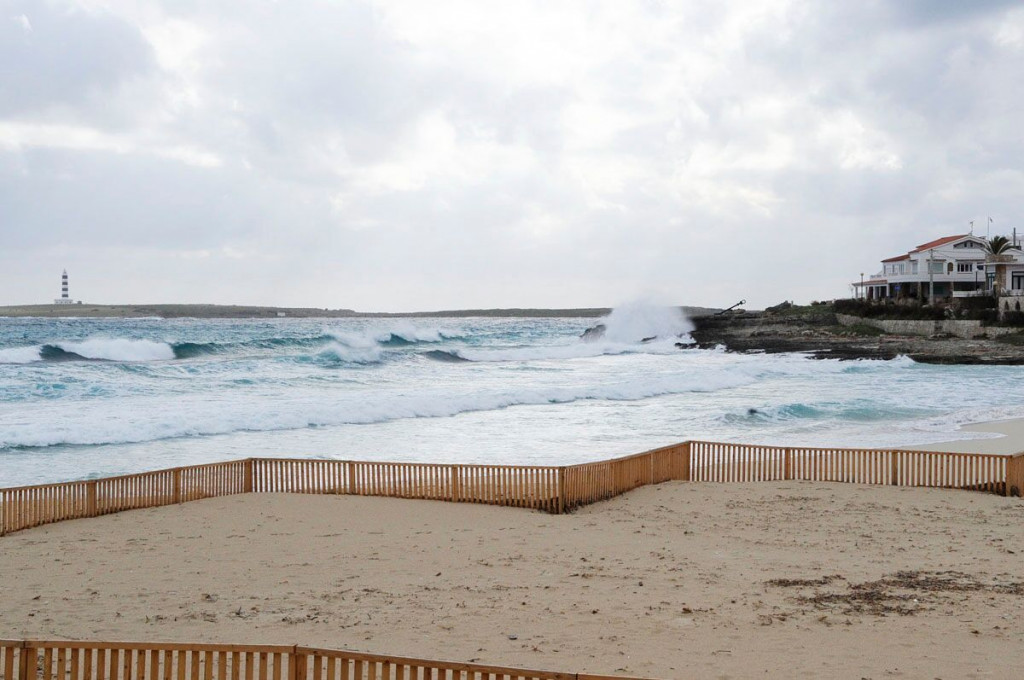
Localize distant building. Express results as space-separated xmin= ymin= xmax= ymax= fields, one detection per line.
xmin=54 ymin=269 xmax=79 ymax=305
xmin=854 ymin=234 xmax=1024 ymax=301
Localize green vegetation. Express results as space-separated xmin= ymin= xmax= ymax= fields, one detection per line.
xmin=833 ymin=298 xmax=947 ymax=320
xmin=764 ymin=301 xmax=836 ymax=319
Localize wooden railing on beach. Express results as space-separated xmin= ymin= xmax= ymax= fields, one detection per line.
xmin=0 ymin=639 xmax=648 ymax=680
xmin=2 ymin=442 xmax=1023 ymax=536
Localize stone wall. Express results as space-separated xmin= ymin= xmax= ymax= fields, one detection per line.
xmin=836 ymin=314 xmax=1019 ymax=339
xmin=998 ymin=296 xmax=1024 ymax=319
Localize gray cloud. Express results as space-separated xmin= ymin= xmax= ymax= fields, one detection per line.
xmin=2 ymin=0 xmax=1024 ymax=310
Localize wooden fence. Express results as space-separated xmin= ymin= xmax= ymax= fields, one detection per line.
xmin=2 ymin=442 xmax=1023 ymax=536
xmin=0 ymin=640 xmax=649 ymax=680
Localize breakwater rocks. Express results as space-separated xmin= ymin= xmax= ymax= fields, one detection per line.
xmin=690 ymin=307 xmax=1024 ymax=364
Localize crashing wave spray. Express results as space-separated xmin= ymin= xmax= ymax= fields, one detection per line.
xmin=582 ymin=301 xmax=694 ymax=344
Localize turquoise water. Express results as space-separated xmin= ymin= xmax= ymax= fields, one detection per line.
xmin=1 ymin=310 xmax=1022 ymax=487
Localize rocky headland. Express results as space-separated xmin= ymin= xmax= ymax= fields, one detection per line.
xmin=690 ymin=303 xmax=1024 ymax=364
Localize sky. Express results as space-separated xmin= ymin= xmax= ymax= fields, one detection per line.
xmin=2 ymin=0 xmax=1024 ymax=311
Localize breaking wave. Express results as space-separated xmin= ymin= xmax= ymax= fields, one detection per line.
xmin=422 ymin=337 xmax=686 ymax=363
xmin=0 ymin=339 xmax=176 ymax=363
xmin=0 ymin=325 xmax=462 ymax=364
xmin=0 ymin=369 xmax=756 ymax=450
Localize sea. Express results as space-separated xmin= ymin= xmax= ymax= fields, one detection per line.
xmin=2 ymin=304 xmax=1022 ymax=488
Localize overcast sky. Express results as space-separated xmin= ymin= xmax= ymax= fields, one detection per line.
xmin=2 ymin=0 xmax=1023 ymax=311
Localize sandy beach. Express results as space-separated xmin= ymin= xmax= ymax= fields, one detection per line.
xmin=909 ymin=417 xmax=1024 ymax=455
xmin=3 ymin=445 xmax=1024 ymax=679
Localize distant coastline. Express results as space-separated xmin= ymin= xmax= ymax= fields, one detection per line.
xmin=0 ymin=303 xmax=697 ymax=319
xmin=0 ymin=303 xmax=725 ymax=319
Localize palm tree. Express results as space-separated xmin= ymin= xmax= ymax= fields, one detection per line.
xmin=985 ymin=235 xmax=1012 ymax=255
xmin=985 ymin=236 xmax=1014 ymax=295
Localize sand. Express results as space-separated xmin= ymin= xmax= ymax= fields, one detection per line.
xmin=909 ymin=417 xmax=1024 ymax=455
xmin=3 ymin=420 xmax=1024 ymax=678
xmin=2 ymin=479 xmax=1023 ymax=680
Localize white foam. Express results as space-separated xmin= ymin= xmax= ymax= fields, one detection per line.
xmin=0 ymin=346 xmax=43 ymax=364
xmin=58 ymin=338 xmax=175 ymax=362
xmin=327 ymin=323 xmax=459 ymax=348
xmin=318 ymin=342 xmax=384 ymax=364
xmin=598 ymin=301 xmax=694 ymax=344
xmin=456 ymin=337 xmax=684 ymax=362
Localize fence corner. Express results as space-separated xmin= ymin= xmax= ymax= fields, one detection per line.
xmin=244 ymin=459 xmax=254 ymax=493
xmin=680 ymin=441 xmax=691 ymax=481
xmin=1005 ymin=453 xmax=1024 ymax=498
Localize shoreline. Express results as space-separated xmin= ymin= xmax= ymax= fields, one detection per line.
xmin=907 ymin=415 xmax=1024 ymax=455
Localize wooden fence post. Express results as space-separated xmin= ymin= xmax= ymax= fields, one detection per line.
xmin=450 ymin=466 xmax=461 ymax=503
xmin=244 ymin=459 xmax=254 ymax=493
xmin=1005 ymin=452 xmax=1024 ymax=498
xmin=86 ymin=480 xmax=98 ymax=517
xmin=784 ymin=448 xmax=792 ymax=480
xmin=347 ymin=462 xmax=357 ymax=495
xmin=289 ymin=647 xmax=306 ymax=680
xmin=680 ymin=441 xmax=691 ymax=481
xmin=557 ymin=467 xmax=566 ymax=515
xmin=19 ymin=642 xmax=36 ymax=680
xmin=891 ymin=451 xmax=900 ymax=486
xmin=173 ymin=468 xmax=182 ymax=504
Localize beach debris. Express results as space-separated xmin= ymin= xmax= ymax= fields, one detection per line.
xmin=507 ymin=634 xmax=517 ymax=640
xmin=765 ymin=575 xmax=842 ymax=588
xmin=767 ymin=571 xmax=1024 ymax=617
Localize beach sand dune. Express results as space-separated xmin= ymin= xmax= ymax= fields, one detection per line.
xmin=2 ymin=482 xmax=1023 ymax=679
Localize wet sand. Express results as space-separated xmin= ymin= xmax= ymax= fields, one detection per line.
xmin=909 ymin=416 xmax=1024 ymax=455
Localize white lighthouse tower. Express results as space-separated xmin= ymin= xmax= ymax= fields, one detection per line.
xmin=54 ymin=270 xmax=77 ymax=304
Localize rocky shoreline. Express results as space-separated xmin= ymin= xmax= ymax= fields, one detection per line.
xmin=690 ymin=306 xmax=1024 ymax=365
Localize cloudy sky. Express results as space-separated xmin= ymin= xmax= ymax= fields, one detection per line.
xmin=2 ymin=0 xmax=1023 ymax=311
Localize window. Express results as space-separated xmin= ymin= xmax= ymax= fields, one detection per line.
xmin=911 ymin=261 xmax=919 ymax=274
xmin=929 ymin=261 xmax=944 ymax=274
xmin=957 ymin=262 xmax=973 ymax=273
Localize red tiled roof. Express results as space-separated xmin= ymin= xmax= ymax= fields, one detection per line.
xmin=881 ymin=254 xmax=910 ymax=263
xmin=911 ymin=234 xmax=969 ymax=253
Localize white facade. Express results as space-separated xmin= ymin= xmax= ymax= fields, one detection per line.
xmin=856 ymin=234 xmax=1024 ymax=300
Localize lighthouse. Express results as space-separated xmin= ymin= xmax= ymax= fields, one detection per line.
xmin=54 ymin=270 xmax=77 ymax=305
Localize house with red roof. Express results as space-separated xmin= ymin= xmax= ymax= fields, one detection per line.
xmin=855 ymin=234 xmax=1024 ymax=301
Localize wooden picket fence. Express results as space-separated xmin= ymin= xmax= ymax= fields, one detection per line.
xmin=2 ymin=442 xmax=1023 ymax=536
xmin=0 ymin=640 xmax=646 ymax=680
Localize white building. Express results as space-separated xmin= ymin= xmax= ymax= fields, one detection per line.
xmin=855 ymin=234 xmax=1024 ymax=301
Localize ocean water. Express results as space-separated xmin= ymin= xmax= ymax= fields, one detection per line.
xmin=2 ymin=306 xmax=1023 ymax=488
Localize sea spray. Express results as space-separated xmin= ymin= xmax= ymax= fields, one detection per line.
xmin=585 ymin=301 xmax=694 ymax=344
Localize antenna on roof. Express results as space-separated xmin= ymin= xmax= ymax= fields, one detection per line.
xmin=969 ymin=219 xmax=974 ymax=235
